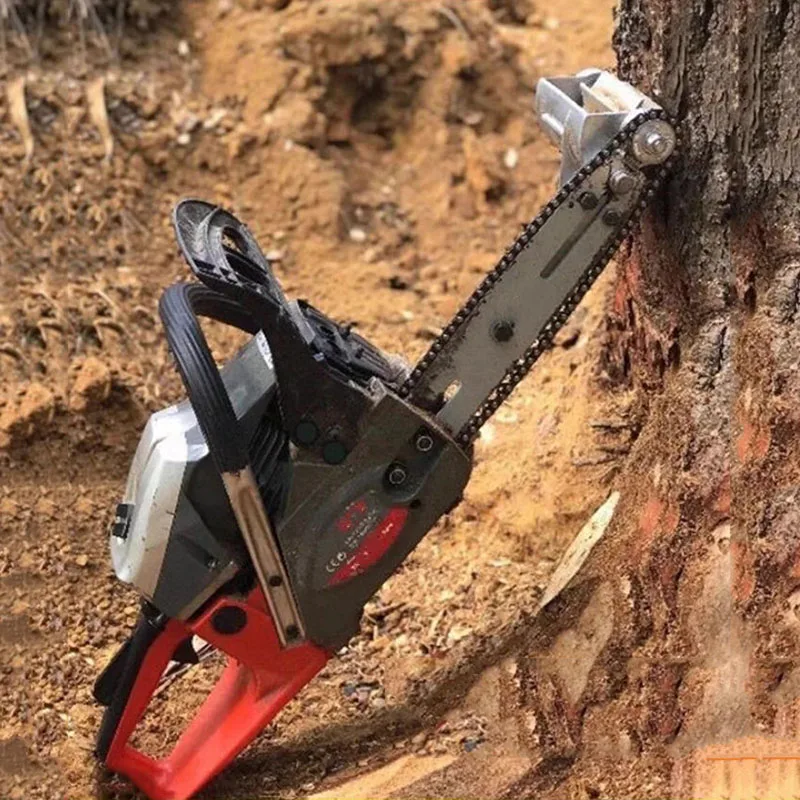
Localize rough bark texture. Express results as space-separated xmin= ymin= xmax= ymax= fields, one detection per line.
xmin=506 ymin=2 xmax=800 ymax=798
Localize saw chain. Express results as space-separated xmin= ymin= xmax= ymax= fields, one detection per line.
xmin=401 ymin=105 xmax=676 ymax=445
xmin=93 ymin=69 xmax=677 ymax=800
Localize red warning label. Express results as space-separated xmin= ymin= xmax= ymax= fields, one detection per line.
xmin=326 ymin=499 xmax=408 ymax=587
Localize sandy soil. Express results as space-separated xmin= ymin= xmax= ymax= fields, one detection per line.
xmin=0 ymin=1 xmax=639 ymax=798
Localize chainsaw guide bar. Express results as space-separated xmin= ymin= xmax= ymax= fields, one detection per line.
xmin=93 ymin=69 xmax=677 ymax=800
xmin=401 ymin=107 xmax=676 ymax=445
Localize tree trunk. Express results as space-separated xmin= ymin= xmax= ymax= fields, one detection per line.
xmin=508 ymin=2 xmax=800 ymax=798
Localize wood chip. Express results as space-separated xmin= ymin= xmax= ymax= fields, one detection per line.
xmin=538 ymin=491 xmax=620 ymax=610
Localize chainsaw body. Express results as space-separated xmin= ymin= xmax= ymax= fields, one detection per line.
xmin=111 ymin=315 xmax=470 ymax=646
xmin=95 ymin=68 xmax=676 ymax=800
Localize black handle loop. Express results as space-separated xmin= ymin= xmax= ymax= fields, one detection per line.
xmin=159 ymin=283 xmax=259 ymax=474
xmin=172 ymin=199 xmax=290 ymax=315
xmin=170 ymin=199 xmax=373 ymax=457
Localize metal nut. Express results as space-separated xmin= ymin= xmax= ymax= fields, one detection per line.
xmin=609 ymin=169 xmax=636 ymax=195
xmin=579 ymin=191 xmax=598 ymax=210
xmin=602 ymin=209 xmax=622 ymax=227
xmin=632 ymin=120 xmax=676 ymax=165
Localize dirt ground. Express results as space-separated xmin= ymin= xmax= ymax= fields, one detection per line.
xmin=0 ymin=1 xmax=642 ymax=798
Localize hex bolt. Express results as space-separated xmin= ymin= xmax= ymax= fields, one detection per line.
xmin=492 ymin=320 xmax=515 ymax=343
xmin=387 ymin=463 xmax=408 ymax=486
xmin=579 ymin=191 xmax=598 ymax=210
xmin=415 ymin=431 xmax=434 ymax=453
xmin=609 ymin=169 xmax=636 ymax=195
xmin=602 ymin=209 xmax=622 ymax=227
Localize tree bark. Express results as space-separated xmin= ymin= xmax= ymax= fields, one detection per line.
xmin=508 ymin=2 xmax=800 ymax=797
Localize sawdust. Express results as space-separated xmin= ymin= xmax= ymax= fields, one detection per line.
xmin=0 ymin=1 xmax=628 ymax=798
xmin=307 ymin=754 xmax=456 ymax=800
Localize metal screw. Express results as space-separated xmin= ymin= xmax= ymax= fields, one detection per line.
xmin=322 ymin=439 xmax=348 ymax=465
xmin=387 ymin=463 xmax=408 ymax=486
xmin=609 ymin=169 xmax=636 ymax=195
xmin=602 ymin=209 xmax=622 ymax=227
xmin=415 ymin=432 xmax=434 ymax=452
xmin=579 ymin=191 xmax=598 ymax=210
xmin=644 ymin=131 xmax=669 ymax=157
xmin=285 ymin=624 xmax=300 ymax=641
xmin=492 ymin=320 xmax=515 ymax=342
xmin=294 ymin=419 xmax=319 ymax=446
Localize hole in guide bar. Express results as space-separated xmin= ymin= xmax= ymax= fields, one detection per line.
xmin=443 ymin=380 xmax=461 ymax=402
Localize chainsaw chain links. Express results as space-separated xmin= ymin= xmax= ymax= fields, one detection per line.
xmin=397 ymin=108 xmax=677 ymax=447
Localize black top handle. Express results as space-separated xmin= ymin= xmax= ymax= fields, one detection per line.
xmin=172 ymin=199 xmax=293 ymax=323
xmin=170 ymin=200 xmax=373 ymax=459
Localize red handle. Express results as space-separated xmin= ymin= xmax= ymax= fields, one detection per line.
xmin=102 ymin=590 xmax=329 ymax=800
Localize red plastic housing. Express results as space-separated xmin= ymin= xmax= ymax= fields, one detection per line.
xmin=103 ymin=590 xmax=329 ymax=800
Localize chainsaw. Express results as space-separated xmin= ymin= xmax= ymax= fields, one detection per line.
xmin=93 ymin=69 xmax=676 ymax=800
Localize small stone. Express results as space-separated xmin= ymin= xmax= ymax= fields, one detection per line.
xmin=203 ymin=108 xmax=227 ymax=130
xmin=463 ymin=737 xmax=482 ymax=752
xmin=354 ymin=685 xmax=373 ymax=704
xmin=504 ymin=148 xmax=519 ymax=169
xmin=463 ymin=110 xmax=484 ymax=127
xmin=447 ymin=624 xmax=473 ymax=643
xmin=75 ymin=555 xmax=89 ymax=567
xmin=177 ymin=40 xmax=190 ymax=57
xmin=478 ymin=423 xmax=496 ymax=444
xmin=179 ymin=112 xmax=201 ymax=133
xmin=349 ymin=227 xmax=367 ymax=243
xmin=495 ymin=407 xmax=518 ymax=424
xmin=266 ymin=249 xmax=285 ymax=262
xmin=176 ymin=132 xmax=191 ymax=146
xmin=544 ymin=16 xmax=560 ymax=29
